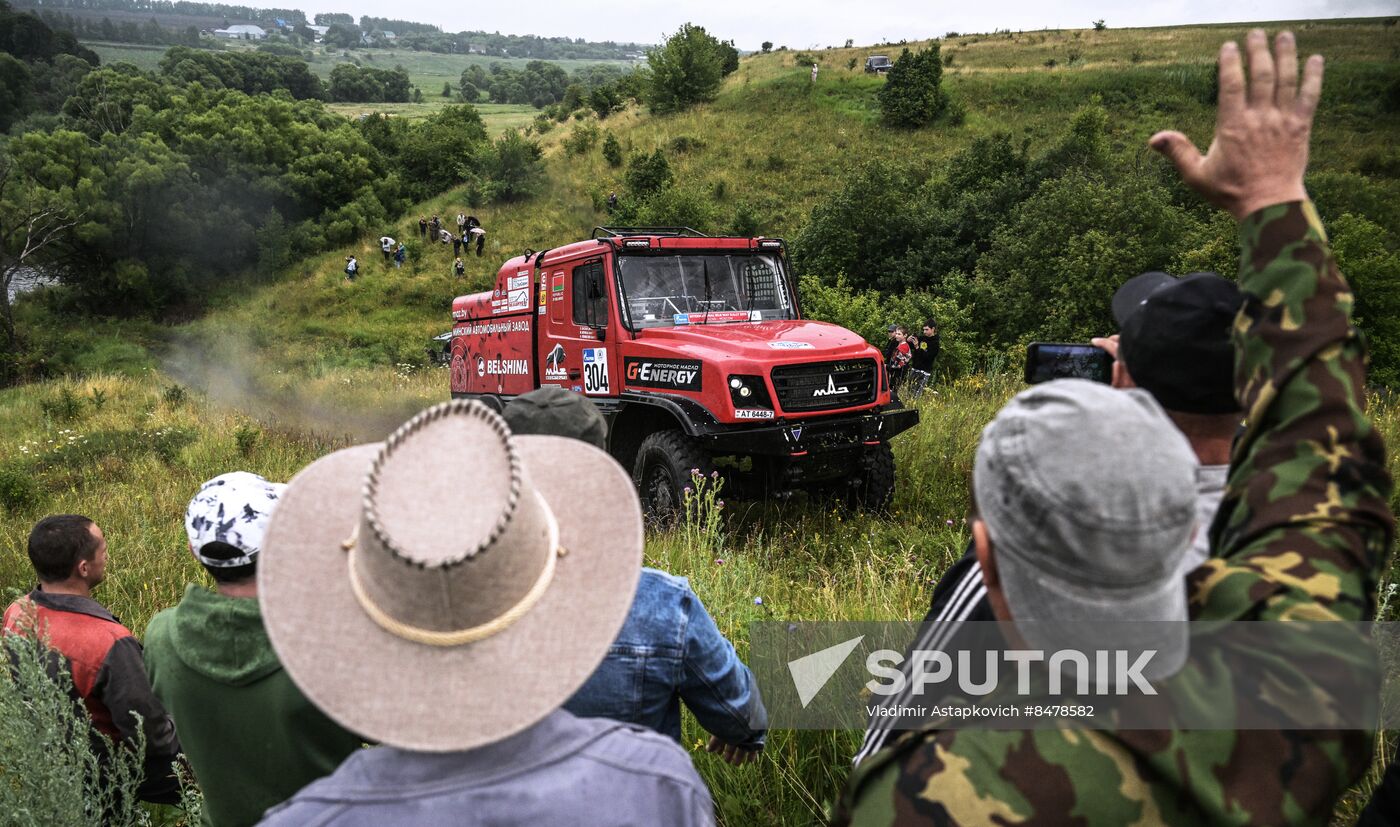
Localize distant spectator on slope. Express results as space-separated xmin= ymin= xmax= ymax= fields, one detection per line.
xmin=344 ymin=256 xmax=358 ymax=282
xmin=454 ymin=257 xmax=465 ymax=278
xmin=451 ymin=232 xmax=463 ymax=258
xmin=467 ymin=216 xmax=486 ymax=257
xmin=439 ymin=228 xmax=453 ymax=246
xmin=144 ymin=474 xmax=364 ymax=827
xmin=394 ymin=242 xmax=407 ymax=269
xmin=456 ymin=212 xmax=467 ymax=235
xmin=811 ymin=62 xmax=819 ymax=82
xmin=3 ymin=515 xmax=183 ymax=805
xmin=379 ymin=236 xmax=395 ymax=264
xmin=418 ymin=217 xmax=428 ymax=239
xmin=428 ymin=215 xmax=441 ymax=238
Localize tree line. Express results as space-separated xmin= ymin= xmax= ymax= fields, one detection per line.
xmin=0 ymin=6 xmax=547 ymax=378
xmin=13 ymin=0 xmax=305 ymax=25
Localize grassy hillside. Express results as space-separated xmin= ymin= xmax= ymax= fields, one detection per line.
xmin=5 ymin=17 xmax=1400 ymax=826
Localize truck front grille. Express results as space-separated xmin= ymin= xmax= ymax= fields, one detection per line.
xmin=771 ymin=359 xmax=877 ymax=413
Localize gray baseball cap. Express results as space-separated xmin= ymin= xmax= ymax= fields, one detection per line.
xmin=973 ymin=379 xmax=1197 ymax=678
xmin=503 ymin=386 xmax=607 ymax=450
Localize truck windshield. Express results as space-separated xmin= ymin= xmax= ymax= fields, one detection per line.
xmin=617 ymin=253 xmax=795 ymax=329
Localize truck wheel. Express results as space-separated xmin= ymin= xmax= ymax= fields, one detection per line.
xmin=633 ymin=430 xmax=713 ymax=525
xmin=847 ymin=442 xmax=896 ymax=512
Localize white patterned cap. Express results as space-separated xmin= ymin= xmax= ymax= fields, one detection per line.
xmin=185 ymin=472 xmax=287 ymax=567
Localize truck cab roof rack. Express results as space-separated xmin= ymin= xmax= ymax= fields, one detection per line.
xmin=591 ymin=226 xmax=709 ymax=239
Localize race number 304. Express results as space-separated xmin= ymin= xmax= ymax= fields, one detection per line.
xmin=582 ymin=348 xmax=610 ymax=395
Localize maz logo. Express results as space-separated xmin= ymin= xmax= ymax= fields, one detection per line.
xmin=812 ymin=374 xmax=849 ymax=397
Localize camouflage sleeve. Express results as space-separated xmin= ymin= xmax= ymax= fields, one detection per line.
xmin=1195 ymin=201 xmax=1394 ymax=622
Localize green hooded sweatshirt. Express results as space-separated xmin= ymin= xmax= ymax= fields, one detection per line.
xmin=145 ymin=584 xmax=363 ymax=827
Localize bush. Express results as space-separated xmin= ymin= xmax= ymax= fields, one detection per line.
xmin=0 ymin=466 xmax=42 ymax=513
xmin=646 ymin=23 xmax=725 ymax=113
xmin=625 ymin=149 xmax=673 ymax=197
xmin=478 ymin=130 xmax=545 ymax=203
xmin=669 ymin=135 xmax=705 ymax=154
xmin=39 ymin=386 xmax=84 ymax=421
xmin=878 ymin=46 xmax=948 ymax=128
xmin=602 ymin=132 xmax=623 ymax=167
xmin=0 ymin=624 xmax=148 ymax=824
xmin=563 ymin=122 xmax=600 ymax=156
xmin=629 ymin=185 xmax=720 ymax=231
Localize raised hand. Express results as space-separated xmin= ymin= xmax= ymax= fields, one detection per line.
xmin=1150 ymin=30 xmax=1322 ymax=220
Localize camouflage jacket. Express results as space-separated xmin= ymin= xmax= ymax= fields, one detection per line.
xmin=836 ymin=201 xmax=1395 ymax=826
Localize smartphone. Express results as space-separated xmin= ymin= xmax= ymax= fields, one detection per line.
xmin=1023 ymin=343 xmax=1113 ymax=385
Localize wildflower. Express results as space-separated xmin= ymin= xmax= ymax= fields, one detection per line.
xmin=753 ymin=597 xmax=764 ymax=606
xmin=715 ymin=558 xmax=725 ymax=566
xmin=946 ymin=519 xmax=955 ymax=526
xmin=690 ymin=467 xmax=700 ymax=475
xmin=711 ymin=470 xmax=719 ymax=479
xmin=716 ymin=500 xmax=725 ymax=508
xmin=684 ymin=486 xmax=692 ymax=495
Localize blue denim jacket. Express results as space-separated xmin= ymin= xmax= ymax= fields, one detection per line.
xmin=564 ymin=568 xmax=767 ymax=749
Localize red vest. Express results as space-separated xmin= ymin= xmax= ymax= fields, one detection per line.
xmin=3 ymin=593 xmax=134 ymax=740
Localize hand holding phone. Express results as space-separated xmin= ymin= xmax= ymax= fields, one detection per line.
xmin=1024 ymin=343 xmax=1113 ymax=385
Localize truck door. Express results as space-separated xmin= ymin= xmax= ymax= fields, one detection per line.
xmin=538 ymin=258 xmax=615 ymax=398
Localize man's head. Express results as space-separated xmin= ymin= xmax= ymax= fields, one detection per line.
xmin=503 ymin=386 xmax=607 ymax=450
xmin=185 ymin=472 xmax=286 ymax=587
xmin=1110 ymin=271 xmax=1241 ymax=418
xmin=886 ymin=324 xmax=898 ymax=340
xmin=971 ymin=380 xmax=1197 ymax=675
xmin=28 ymin=515 xmax=107 ymax=588
xmin=922 ymin=319 xmax=938 ymax=337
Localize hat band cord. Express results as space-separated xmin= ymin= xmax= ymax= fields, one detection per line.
xmin=343 ymin=492 xmax=564 ymax=647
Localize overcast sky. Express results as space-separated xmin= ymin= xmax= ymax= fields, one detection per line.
xmin=293 ymin=0 xmax=1395 ymax=51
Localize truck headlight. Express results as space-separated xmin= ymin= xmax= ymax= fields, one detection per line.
xmin=728 ymin=375 xmax=772 ymax=410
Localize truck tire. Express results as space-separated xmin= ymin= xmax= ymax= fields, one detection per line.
xmin=632 ymin=430 xmax=713 ymax=524
xmin=847 ymin=442 xmax=896 ymax=512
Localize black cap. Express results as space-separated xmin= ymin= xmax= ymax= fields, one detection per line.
xmin=1115 ymin=272 xmax=1243 ymax=415
xmin=502 ymin=387 xmax=607 ymax=450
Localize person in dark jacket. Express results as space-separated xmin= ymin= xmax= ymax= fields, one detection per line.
xmin=2 ymin=515 xmax=182 ymax=804
xmin=905 ymin=319 xmax=940 ymax=400
xmin=144 ymin=473 xmax=363 ymax=827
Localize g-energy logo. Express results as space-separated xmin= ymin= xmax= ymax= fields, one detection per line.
xmin=625 ymin=358 xmax=703 ymax=391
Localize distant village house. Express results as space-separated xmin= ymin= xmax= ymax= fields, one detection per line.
xmin=214 ymin=24 xmax=266 ymax=39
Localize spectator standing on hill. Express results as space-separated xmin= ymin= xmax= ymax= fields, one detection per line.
xmin=454 ymin=257 xmax=465 ymax=278
xmin=394 ymin=242 xmax=407 ymax=269
xmin=504 ymin=388 xmax=769 ymax=765
xmin=417 ymin=217 xmax=428 ymax=239
xmin=839 ymin=31 xmax=1394 ymax=825
xmin=144 ymin=474 xmax=364 ymax=827
xmin=456 ymin=212 xmax=467 ymax=236
xmin=379 ymin=236 xmax=395 ymax=264
xmin=439 ymin=228 xmax=453 ymax=246
xmin=467 ymin=216 xmax=486 ymax=257
xmin=451 ymin=232 xmax=463 ymax=258
xmin=428 ymin=215 xmax=441 ymax=239
xmin=811 ymin=62 xmax=819 ymax=82
xmin=905 ymin=319 xmax=940 ymax=400
xmin=256 ymin=401 xmax=714 ymax=825
xmin=607 ymin=191 xmax=619 ymax=212
xmin=3 ymin=516 xmax=183 ymax=805
xmin=344 ymin=256 xmax=358 ymax=281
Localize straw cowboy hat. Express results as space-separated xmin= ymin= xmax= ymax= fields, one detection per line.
xmin=258 ymin=400 xmax=643 ymax=752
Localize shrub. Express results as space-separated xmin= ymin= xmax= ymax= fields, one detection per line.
xmin=162 ymin=383 xmax=187 ymax=408
xmin=478 ymin=130 xmax=545 ymax=203
xmin=1093 ymin=19 xmax=1107 ymax=30
xmin=602 ymin=132 xmax=623 ymax=167
xmin=878 ymin=46 xmax=948 ymax=128
xmin=40 ymin=386 xmax=84 ymax=421
xmin=761 ymin=41 xmax=772 ymax=53
xmin=669 ymin=135 xmax=705 ymax=154
xmin=563 ymin=122 xmax=600 ymax=156
xmin=625 ymin=149 xmax=673 ymax=197
xmin=731 ymin=201 xmax=761 ymax=236
xmin=0 ymin=467 xmax=42 ymax=513
xmin=646 ymin=23 xmax=725 ymax=113
xmin=234 ymin=423 xmax=260 ymax=457
xmin=0 ymin=623 xmax=147 ymax=825
xmin=630 ymin=185 xmax=720 ymax=232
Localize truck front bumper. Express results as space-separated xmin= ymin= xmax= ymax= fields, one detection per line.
xmin=701 ymin=407 xmax=919 ymax=457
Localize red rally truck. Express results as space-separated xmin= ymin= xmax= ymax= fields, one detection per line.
xmin=448 ymin=227 xmax=919 ymax=517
